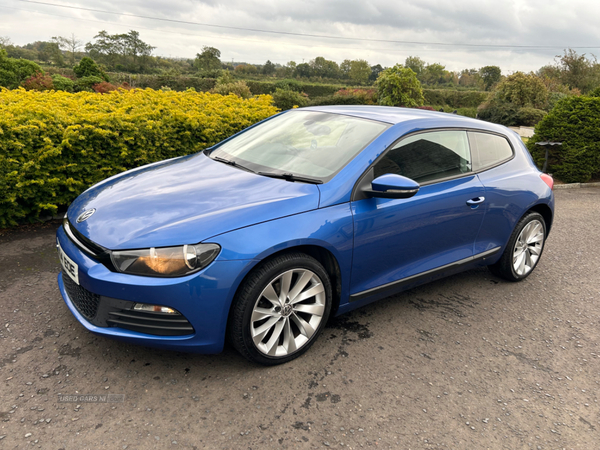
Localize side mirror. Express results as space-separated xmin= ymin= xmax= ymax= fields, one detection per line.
xmin=364 ymin=174 xmax=420 ymax=199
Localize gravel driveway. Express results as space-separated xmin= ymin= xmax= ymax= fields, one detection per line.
xmin=1 ymin=188 xmax=599 ymax=449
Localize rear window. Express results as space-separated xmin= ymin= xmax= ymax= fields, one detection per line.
xmin=468 ymin=132 xmax=513 ymax=171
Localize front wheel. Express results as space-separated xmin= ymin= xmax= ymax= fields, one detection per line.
xmin=229 ymin=252 xmax=332 ymax=365
xmin=489 ymin=211 xmax=546 ymax=281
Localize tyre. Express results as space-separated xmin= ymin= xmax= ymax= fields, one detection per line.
xmin=489 ymin=211 xmax=546 ymax=282
xmin=229 ymin=252 xmax=332 ymax=365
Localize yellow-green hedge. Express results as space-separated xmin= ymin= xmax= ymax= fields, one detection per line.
xmin=0 ymin=88 xmax=278 ymax=226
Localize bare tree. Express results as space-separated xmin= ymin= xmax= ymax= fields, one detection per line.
xmin=0 ymin=36 xmax=12 ymax=48
xmin=52 ymin=33 xmax=83 ymax=66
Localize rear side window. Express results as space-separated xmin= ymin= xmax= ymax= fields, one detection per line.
xmin=373 ymin=130 xmax=471 ymax=183
xmin=468 ymin=132 xmax=513 ymax=171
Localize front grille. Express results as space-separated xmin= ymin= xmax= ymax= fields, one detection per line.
xmin=107 ymin=310 xmax=194 ymax=336
xmin=62 ymin=274 xmax=101 ymax=320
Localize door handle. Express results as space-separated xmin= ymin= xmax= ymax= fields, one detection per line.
xmin=466 ymin=197 xmax=485 ymax=206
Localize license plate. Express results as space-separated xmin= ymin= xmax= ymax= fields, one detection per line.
xmin=58 ymin=241 xmax=79 ymax=285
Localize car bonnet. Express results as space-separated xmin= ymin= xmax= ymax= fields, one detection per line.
xmin=67 ymin=152 xmax=320 ymax=250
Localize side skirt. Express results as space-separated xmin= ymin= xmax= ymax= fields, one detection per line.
xmin=349 ymin=247 xmax=501 ymax=303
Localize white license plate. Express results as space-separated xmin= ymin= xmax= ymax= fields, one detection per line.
xmin=58 ymin=242 xmax=79 ymax=285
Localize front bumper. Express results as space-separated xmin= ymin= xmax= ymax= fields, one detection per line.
xmin=56 ymin=225 xmax=252 ymax=353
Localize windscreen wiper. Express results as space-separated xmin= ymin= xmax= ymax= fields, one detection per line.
xmin=210 ymin=155 xmax=255 ymax=173
xmin=257 ymin=172 xmax=323 ymax=184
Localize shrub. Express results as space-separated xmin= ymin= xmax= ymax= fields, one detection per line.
xmin=334 ymin=88 xmax=377 ymax=104
xmin=197 ymin=69 xmax=223 ymax=79
xmin=73 ymin=75 xmax=104 ymax=92
xmin=527 ymin=95 xmax=600 ymax=183
xmin=547 ymin=92 xmax=569 ymax=110
xmin=516 ymin=107 xmax=547 ymax=127
xmin=0 ymin=88 xmax=277 ymax=226
xmin=490 ymin=72 xmax=548 ymax=109
xmin=0 ymin=48 xmax=43 ymax=89
xmin=455 ymin=107 xmax=477 ymax=118
xmin=51 ymin=74 xmax=74 ymax=92
xmin=375 ymin=65 xmax=424 ymax=107
xmin=307 ymin=94 xmax=337 ymax=106
xmin=477 ymin=103 xmax=520 ymax=126
xmin=92 ymin=81 xmax=120 ymax=94
xmin=300 ymin=83 xmax=342 ymax=98
xmin=73 ymin=57 xmax=109 ymax=82
xmin=212 ymin=80 xmax=252 ymax=99
xmin=588 ymin=86 xmax=600 ymax=98
xmin=22 ymin=73 xmax=54 ymax=91
xmin=274 ymin=79 xmax=303 ymax=92
xmin=271 ymin=88 xmax=308 ymax=110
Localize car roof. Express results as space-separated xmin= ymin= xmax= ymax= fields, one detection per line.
xmin=299 ymin=105 xmax=506 ymax=134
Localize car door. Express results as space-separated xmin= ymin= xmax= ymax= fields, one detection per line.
xmin=467 ymin=131 xmax=522 ymax=255
xmin=349 ymin=129 xmax=487 ymax=301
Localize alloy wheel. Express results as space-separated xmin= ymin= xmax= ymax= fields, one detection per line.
xmin=250 ymin=268 xmax=326 ymax=357
xmin=512 ymin=219 xmax=544 ymax=276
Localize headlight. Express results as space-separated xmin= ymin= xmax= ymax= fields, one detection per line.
xmin=111 ymin=244 xmax=220 ymax=277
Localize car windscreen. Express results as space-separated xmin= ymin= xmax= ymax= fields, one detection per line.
xmin=209 ymin=111 xmax=390 ymax=181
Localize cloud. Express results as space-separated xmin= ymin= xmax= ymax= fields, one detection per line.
xmin=2 ymin=0 xmax=599 ymax=72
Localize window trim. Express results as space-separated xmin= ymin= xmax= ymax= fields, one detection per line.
xmin=351 ymin=127 xmax=515 ymax=202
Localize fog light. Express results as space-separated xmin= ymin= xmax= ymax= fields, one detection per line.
xmin=133 ymin=303 xmax=179 ymax=314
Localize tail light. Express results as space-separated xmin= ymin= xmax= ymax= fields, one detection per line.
xmin=540 ymin=173 xmax=554 ymax=190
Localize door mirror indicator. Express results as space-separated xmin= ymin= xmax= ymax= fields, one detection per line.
xmin=364 ymin=174 xmax=420 ymax=199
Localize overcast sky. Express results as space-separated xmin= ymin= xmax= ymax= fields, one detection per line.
xmin=1 ymin=0 xmax=600 ymax=73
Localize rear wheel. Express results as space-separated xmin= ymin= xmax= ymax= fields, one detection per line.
xmin=229 ymin=252 xmax=332 ymax=365
xmin=489 ymin=212 xmax=546 ymax=281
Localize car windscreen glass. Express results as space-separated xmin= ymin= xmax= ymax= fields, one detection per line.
xmin=210 ymin=111 xmax=390 ymax=181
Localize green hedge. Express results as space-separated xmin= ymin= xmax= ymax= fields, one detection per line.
xmin=527 ymin=95 xmax=600 ymax=183
xmin=107 ymin=73 xmax=217 ymax=91
xmin=0 ymin=88 xmax=277 ymax=226
xmin=245 ymin=79 xmax=345 ymax=98
xmin=423 ymin=89 xmax=487 ymax=109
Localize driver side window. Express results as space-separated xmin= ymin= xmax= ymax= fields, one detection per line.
xmin=374 ymin=130 xmax=472 ymax=183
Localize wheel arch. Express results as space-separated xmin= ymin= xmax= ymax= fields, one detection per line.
xmin=226 ymin=244 xmax=343 ymax=335
xmin=527 ymin=202 xmax=553 ymax=235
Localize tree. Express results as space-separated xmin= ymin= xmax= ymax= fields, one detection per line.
xmin=369 ymin=64 xmax=384 ymax=82
xmin=0 ymin=48 xmax=43 ymax=89
xmin=73 ymin=57 xmax=109 ymax=81
xmin=234 ymin=64 xmax=258 ymax=75
xmin=340 ymin=59 xmax=351 ymax=77
xmin=262 ymin=59 xmax=276 ymax=76
xmin=194 ymin=46 xmax=221 ymax=72
xmin=478 ymin=72 xmax=549 ymax=126
xmin=0 ymin=36 xmax=11 ymax=48
xmin=310 ymin=56 xmax=340 ymax=78
xmin=294 ymin=62 xmax=312 ymax=78
xmin=555 ymin=49 xmax=600 ymax=93
xmin=121 ymin=31 xmax=155 ymax=71
xmin=479 ymin=65 xmax=502 ymax=90
xmin=348 ymin=59 xmax=371 ymax=85
xmin=86 ymin=30 xmax=156 ymax=73
xmin=52 ymin=33 xmax=82 ymax=66
xmin=375 ymin=65 xmax=424 ymax=107
xmin=459 ymin=68 xmax=482 ymax=88
xmin=492 ymin=72 xmax=548 ymax=109
xmin=421 ymin=62 xmax=447 ymax=85
xmin=404 ymin=56 xmax=425 ymax=78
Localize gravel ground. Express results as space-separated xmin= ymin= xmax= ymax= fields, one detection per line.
xmin=1 ymin=188 xmax=599 ymax=449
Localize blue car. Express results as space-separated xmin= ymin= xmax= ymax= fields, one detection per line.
xmin=56 ymin=106 xmax=554 ymax=365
